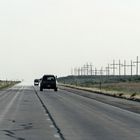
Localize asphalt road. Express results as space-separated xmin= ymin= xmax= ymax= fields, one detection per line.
xmin=0 ymin=86 xmax=61 ymax=140
xmin=0 ymin=85 xmax=140 ymax=140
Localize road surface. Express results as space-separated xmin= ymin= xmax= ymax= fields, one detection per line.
xmin=0 ymin=85 xmax=140 ymax=140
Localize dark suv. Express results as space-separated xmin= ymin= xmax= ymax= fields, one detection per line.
xmin=40 ymin=75 xmax=58 ymax=91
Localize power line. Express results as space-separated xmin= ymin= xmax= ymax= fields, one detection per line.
xmin=106 ymin=64 xmax=111 ymax=76
xmin=122 ymin=60 xmax=135 ymax=76
xmin=72 ymin=56 xmax=139 ymax=77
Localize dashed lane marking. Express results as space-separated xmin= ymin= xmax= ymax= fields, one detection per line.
xmin=50 ymin=125 xmax=55 ymax=128
xmin=54 ymin=134 xmax=60 ymax=139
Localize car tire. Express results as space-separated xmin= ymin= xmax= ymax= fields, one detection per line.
xmin=40 ymin=87 xmax=43 ymax=91
xmin=54 ymin=88 xmax=58 ymax=92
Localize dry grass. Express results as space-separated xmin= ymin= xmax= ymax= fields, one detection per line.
xmin=0 ymin=81 xmax=20 ymax=89
xmin=92 ymin=82 xmax=140 ymax=95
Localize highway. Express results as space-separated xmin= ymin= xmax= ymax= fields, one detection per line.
xmin=0 ymin=85 xmax=140 ymax=140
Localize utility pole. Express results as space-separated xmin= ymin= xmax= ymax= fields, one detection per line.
xmin=106 ymin=64 xmax=109 ymax=76
xmin=74 ymin=67 xmax=78 ymax=76
xmin=100 ymin=67 xmax=103 ymax=76
xmin=83 ymin=65 xmax=87 ymax=76
xmin=110 ymin=60 xmax=117 ymax=76
xmin=71 ymin=68 xmax=73 ymax=75
xmin=99 ymin=67 xmax=102 ymax=90
xmin=114 ymin=60 xmax=123 ymax=76
xmin=85 ymin=63 xmax=91 ymax=75
xmin=133 ymin=56 xmax=140 ymax=76
xmin=106 ymin=64 xmax=111 ymax=76
xmin=85 ymin=63 xmax=88 ymax=75
xmin=99 ymin=67 xmax=107 ymax=90
xmin=92 ymin=68 xmax=99 ymax=76
xmin=82 ymin=66 xmax=86 ymax=76
xmin=80 ymin=67 xmax=82 ymax=76
xmin=122 ymin=60 xmax=134 ymax=76
xmin=130 ymin=60 xmax=135 ymax=77
xmin=106 ymin=64 xmax=114 ymax=76
xmin=77 ymin=68 xmax=81 ymax=76
xmin=122 ymin=60 xmax=127 ymax=76
xmin=94 ymin=68 xmax=98 ymax=76
xmin=89 ymin=63 xmax=93 ymax=75
xmin=99 ymin=67 xmax=106 ymax=76
xmin=83 ymin=64 xmax=88 ymax=76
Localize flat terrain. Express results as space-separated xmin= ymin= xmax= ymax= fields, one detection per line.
xmin=0 ymin=85 xmax=140 ymax=140
xmin=90 ymin=82 xmax=140 ymax=95
xmin=58 ymin=75 xmax=140 ymax=97
xmin=0 ymin=81 xmax=20 ymax=89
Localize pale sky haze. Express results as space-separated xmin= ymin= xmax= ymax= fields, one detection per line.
xmin=0 ymin=0 xmax=140 ymax=82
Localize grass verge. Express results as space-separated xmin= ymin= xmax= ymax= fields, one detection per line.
xmin=59 ymin=83 xmax=140 ymax=102
xmin=0 ymin=81 xmax=20 ymax=90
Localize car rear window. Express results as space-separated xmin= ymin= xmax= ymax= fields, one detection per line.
xmin=43 ymin=76 xmax=55 ymax=81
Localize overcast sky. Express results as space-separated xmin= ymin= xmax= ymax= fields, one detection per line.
xmin=0 ymin=0 xmax=140 ymax=82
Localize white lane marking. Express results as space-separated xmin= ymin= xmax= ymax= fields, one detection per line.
xmin=54 ymin=134 xmax=60 ymax=138
xmin=44 ymin=113 xmax=49 ymax=116
xmin=47 ymin=118 xmax=51 ymax=121
xmin=50 ymin=125 xmax=54 ymax=128
xmin=0 ymin=90 xmax=12 ymax=101
xmin=0 ymin=87 xmax=23 ymax=123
